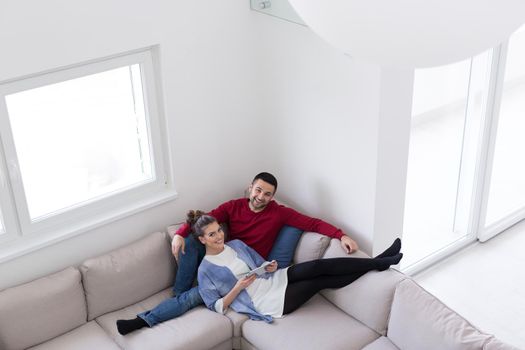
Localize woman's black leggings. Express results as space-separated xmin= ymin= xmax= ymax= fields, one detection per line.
xmin=282 ymin=256 xmax=394 ymax=315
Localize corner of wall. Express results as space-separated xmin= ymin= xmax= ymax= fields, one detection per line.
xmin=371 ymin=67 xmax=414 ymax=256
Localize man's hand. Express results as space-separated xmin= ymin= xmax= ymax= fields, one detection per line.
xmin=171 ymin=235 xmax=185 ymax=261
xmin=340 ymin=235 xmax=359 ymax=254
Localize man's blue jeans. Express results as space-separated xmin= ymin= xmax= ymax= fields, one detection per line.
xmin=139 ymin=236 xmax=205 ymax=327
xmin=138 ymin=285 xmax=203 ymax=327
xmin=138 ymin=226 xmax=302 ymax=327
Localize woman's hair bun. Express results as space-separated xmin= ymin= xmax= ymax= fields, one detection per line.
xmin=186 ymin=209 xmax=206 ymax=226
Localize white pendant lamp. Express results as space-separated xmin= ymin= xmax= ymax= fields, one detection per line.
xmin=287 ymin=0 xmax=525 ymax=67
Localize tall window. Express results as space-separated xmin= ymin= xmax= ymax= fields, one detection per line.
xmin=403 ymin=25 xmax=525 ymax=273
xmin=0 ymin=49 xmax=174 ymax=259
xmin=402 ymin=59 xmax=474 ymax=269
xmin=485 ymin=25 xmax=525 ymax=226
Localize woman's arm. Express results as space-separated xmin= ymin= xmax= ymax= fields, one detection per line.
xmin=221 ymin=274 xmax=257 ymax=310
xmin=198 ymin=270 xmax=225 ymax=311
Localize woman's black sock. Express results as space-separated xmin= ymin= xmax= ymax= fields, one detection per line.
xmin=375 ymin=238 xmax=401 ymax=259
xmin=117 ymin=317 xmax=148 ymax=335
xmin=377 ymin=253 xmax=403 ymax=271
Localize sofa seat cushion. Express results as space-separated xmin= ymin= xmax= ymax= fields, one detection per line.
xmin=242 ymin=294 xmax=379 ymax=350
xmin=80 ymin=231 xmax=176 ymax=320
xmin=361 ymin=336 xmax=400 ymax=350
xmin=224 ymin=309 xmax=249 ymax=349
xmin=0 ymin=267 xmax=87 ymax=350
xmin=96 ymin=289 xmax=232 ymax=350
xmin=28 ymin=321 xmax=120 ymax=350
xmin=388 ymin=279 xmax=493 ymax=350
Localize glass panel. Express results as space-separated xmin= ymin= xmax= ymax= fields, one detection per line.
xmin=402 ymin=59 xmax=472 ymax=268
xmin=5 ymin=65 xmax=153 ymax=220
xmin=486 ymin=25 xmax=525 ymax=225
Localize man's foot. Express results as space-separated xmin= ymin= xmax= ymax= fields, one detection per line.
xmin=377 ymin=253 xmax=403 ymax=271
xmin=117 ymin=317 xmax=148 ymax=335
xmin=375 ymin=238 xmax=401 ymax=259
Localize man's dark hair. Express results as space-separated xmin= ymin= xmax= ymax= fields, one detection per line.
xmin=252 ymin=172 xmax=278 ymax=192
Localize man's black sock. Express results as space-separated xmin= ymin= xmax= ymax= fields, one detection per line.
xmin=375 ymin=238 xmax=401 ymax=259
xmin=117 ymin=317 xmax=148 ymax=335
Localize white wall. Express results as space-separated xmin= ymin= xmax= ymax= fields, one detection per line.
xmin=253 ymin=14 xmax=413 ymax=254
xmin=254 ymin=15 xmax=377 ymax=252
xmin=0 ymin=0 xmax=269 ymax=289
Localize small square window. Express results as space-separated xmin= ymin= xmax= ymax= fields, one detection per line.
xmin=6 ymin=64 xmax=153 ymax=219
xmin=0 ymin=49 xmax=175 ymax=257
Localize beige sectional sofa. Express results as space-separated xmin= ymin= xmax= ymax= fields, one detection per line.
xmin=0 ymin=230 xmax=518 ymax=350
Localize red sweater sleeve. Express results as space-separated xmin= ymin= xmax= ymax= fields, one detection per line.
xmin=175 ymin=223 xmax=191 ymax=238
xmin=278 ymin=205 xmax=344 ymax=239
xmin=175 ymin=200 xmax=234 ymax=238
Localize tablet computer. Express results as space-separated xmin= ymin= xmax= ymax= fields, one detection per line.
xmin=246 ymin=261 xmax=272 ymax=277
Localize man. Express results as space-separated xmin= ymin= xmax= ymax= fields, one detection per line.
xmin=117 ymin=172 xmax=359 ymax=335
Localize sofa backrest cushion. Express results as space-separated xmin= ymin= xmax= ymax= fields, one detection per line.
xmin=0 ymin=267 xmax=86 ymax=350
xmin=388 ymin=279 xmax=492 ymax=350
xmin=293 ymin=232 xmax=331 ymax=263
xmin=80 ymin=231 xmax=176 ymax=320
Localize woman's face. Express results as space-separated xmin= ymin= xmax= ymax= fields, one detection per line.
xmin=198 ymin=221 xmax=225 ymax=251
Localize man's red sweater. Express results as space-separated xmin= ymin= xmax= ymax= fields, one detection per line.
xmin=176 ymin=198 xmax=344 ymax=258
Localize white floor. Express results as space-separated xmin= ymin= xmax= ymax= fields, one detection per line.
xmin=413 ymin=220 xmax=525 ymax=349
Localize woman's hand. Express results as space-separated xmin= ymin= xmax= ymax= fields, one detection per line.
xmin=235 ymin=274 xmax=257 ymax=291
xmin=264 ymin=260 xmax=278 ymax=273
xmin=222 ymin=274 xmax=257 ymax=311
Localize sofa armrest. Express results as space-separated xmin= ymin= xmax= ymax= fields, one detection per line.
xmin=483 ymin=337 xmax=521 ymax=350
xmin=320 ymin=238 xmax=406 ymax=335
xmin=388 ymin=279 xmax=494 ymax=350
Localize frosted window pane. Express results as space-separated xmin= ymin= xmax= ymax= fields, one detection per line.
xmin=5 ymin=65 xmax=153 ymax=220
xmin=403 ymin=59 xmax=471 ymax=268
xmin=486 ymin=27 xmax=525 ymax=225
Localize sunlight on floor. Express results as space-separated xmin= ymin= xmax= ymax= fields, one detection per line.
xmin=413 ymin=220 xmax=525 ymax=349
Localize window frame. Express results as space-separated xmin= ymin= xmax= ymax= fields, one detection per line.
xmin=477 ymin=37 xmax=525 ymax=241
xmin=0 ymin=48 xmax=176 ymax=262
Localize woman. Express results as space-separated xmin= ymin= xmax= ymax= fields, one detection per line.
xmin=191 ymin=210 xmax=402 ymax=322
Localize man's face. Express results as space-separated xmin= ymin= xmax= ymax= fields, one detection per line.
xmin=248 ymin=179 xmax=275 ymax=212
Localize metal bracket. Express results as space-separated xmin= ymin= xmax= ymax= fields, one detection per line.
xmin=249 ymin=0 xmax=305 ymax=26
